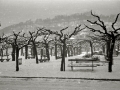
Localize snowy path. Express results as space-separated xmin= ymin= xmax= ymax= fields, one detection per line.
xmin=0 ymin=78 xmax=120 ymax=90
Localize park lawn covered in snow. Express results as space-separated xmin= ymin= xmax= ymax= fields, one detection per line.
xmin=0 ymin=54 xmax=120 ymax=80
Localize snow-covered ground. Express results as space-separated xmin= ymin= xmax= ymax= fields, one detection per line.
xmin=0 ymin=53 xmax=120 ymax=80
xmin=0 ymin=78 xmax=120 ymax=90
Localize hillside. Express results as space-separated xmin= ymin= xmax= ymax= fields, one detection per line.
xmin=0 ymin=11 xmax=119 ymax=35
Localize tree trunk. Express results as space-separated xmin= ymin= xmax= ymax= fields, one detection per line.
xmin=67 ymin=46 xmax=70 ymax=57
xmin=25 ymin=45 xmax=28 ymax=59
xmin=40 ymin=49 xmax=43 ymax=60
xmin=65 ymin=47 xmax=67 ymax=57
xmin=76 ymin=47 xmax=78 ymax=55
xmin=33 ymin=47 xmax=36 ymax=58
xmin=106 ymin=41 xmax=110 ymax=60
xmin=16 ymin=46 xmax=19 ymax=71
xmin=55 ymin=43 xmax=57 ymax=60
xmin=12 ymin=43 xmax=15 ymax=61
xmin=0 ymin=49 xmax=3 ymax=59
xmin=6 ymin=48 xmax=8 ymax=59
xmin=33 ymin=42 xmax=38 ymax=64
xmin=31 ymin=46 xmax=35 ymax=58
xmin=50 ymin=47 xmax=53 ymax=56
xmin=108 ymin=39 xmax=115 ymax=72
xmin=46 ymin=43 xmax=50 ymax=60
xmin=60 ymin=42 xmax=66 ymax=71
xmin=79 ymin=46 xmax=81 ymax=55
xmin=60 ymin=45 xmax=62 ymax=57
xmin=118 ymin=44 xmax=120 ymax=51
xmin=117 ymin=44 xmax=119 ymax=55
xmin=71 ymin=46 xmax=73 ymax=56
xmin=90 ymin=41 xmax=93 ymax=56
xmin=21 ymin=47 xmax=23 ymax=56
xmin=102 ymin=45 xmax=105 ymax=54
xmin=73 ymin=47 xmax=75 ymax=55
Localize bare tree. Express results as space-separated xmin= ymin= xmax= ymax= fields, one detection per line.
xmin=87 ymin=35 xmax=104 ymax=56
xmin=5 ymin=36 xmax=16 ymax=61
xmin=39 ymin=34 xmax=53 ymax=61
xmin=85 ymin=11 xmax=120 ymax=72
xmin=45 ymin=25 xmax=86 ymax=71
xmin=1 ymin=34 xmax=16 ymax=61
xmin=29 ymin=28 xmax=44 ymax=64
xmin=9 ymin=31 xmax=31 ymax=71
xmin=0 ymin=34 xmax=5 ymax=61
xmin=91 ymin=34 xmax=110 ymax=57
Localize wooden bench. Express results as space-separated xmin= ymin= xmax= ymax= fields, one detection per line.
xmin=39 ymin=59 xmax=49 ymax=63
xmin=27 ymin=56 xmax=35 ymax=59
xmin=0 ymin=58 xmax=11 ymax=62
xmin=68 ymin=59 xmax=98 ymax=71
xmin=56 ymin=56 xmax=62 ymax=59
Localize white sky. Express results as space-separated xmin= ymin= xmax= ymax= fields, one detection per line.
xmin=0 ymin=0 xmax=120 ymax=28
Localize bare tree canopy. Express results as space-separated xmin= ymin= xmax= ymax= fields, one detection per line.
xmin=85 ymin=11 xmax=120 ymax=72
xmin=85 ymin=10 xmax=120 ymax=38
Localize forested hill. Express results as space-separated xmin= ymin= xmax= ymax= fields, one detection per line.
xmin=0 ymin=11 xmax=119 ymax=35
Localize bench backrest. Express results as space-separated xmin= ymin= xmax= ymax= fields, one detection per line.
xmin=68 ymin=59 xmax=97 ymax=61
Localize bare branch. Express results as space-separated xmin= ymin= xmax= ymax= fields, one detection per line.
xmin=87 ymin=11 xmax=107 ymax=34
xmin=36 ymin=27 xmax=45 ymax=35
xmin=91 ymin=11 xmax=106 ymax=28
xmin=43 ymin=33 xmax=50 ymax=41
xmin=112 ymin=13 xmax=120 ymax=32
xmin=85 ymin=25 xmax=105 ymax=34
xmin=69 ymin=25 xmax=86 ymax=38
xmin=19 ymin=37 xmax=31 ymax=49
xmin=60 ymin=27 xmax=68 ymax=37
xmin=87 ymin=20 xmax=104 ymax=29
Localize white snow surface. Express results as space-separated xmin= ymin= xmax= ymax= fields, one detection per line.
xmin=0 ymin=53 xmax=120 ymax=80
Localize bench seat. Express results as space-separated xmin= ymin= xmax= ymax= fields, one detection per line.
xmin=68 ymin=64 xmax=97 ymax=67
xmin=39 ymin=59 xmax=49 ymax=63
xmin=68 ymin=64 xmax=97 ymax=71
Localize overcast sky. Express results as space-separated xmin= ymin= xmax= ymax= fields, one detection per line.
xmin=0 ymin=0 xmax=120 ymax=29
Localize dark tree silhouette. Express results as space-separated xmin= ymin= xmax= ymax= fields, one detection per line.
xmin=39 ymin=34 xmax=53 ymax=61
xmin=45 ymin=25 xmax=86 ymax=71
xmin=5 ymin=37 xmax=16 ymax=61
xmin=54 ymin=37 xmax=63 ymax=59
xmin=85 ymin=11 xmax=120 ymax=72
xmin=91 ymin=34 xmax=111 ymax=57
xmin=1 ymin=34 xmax=16 ymax=61
xmin=0 ymin=34 xmax=5 ymax=61
xmin=87 ymin=35 xmax=104 ymax=56
xmin=54 ymin=37 xmax=58 ymax=59
xmin=14 ymin=32 xmax=31 ymax=71
xmin=7 ymin=31 xmax=31 ymax=71
xmin=29 ymin=27 xmax=44 ymax=64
